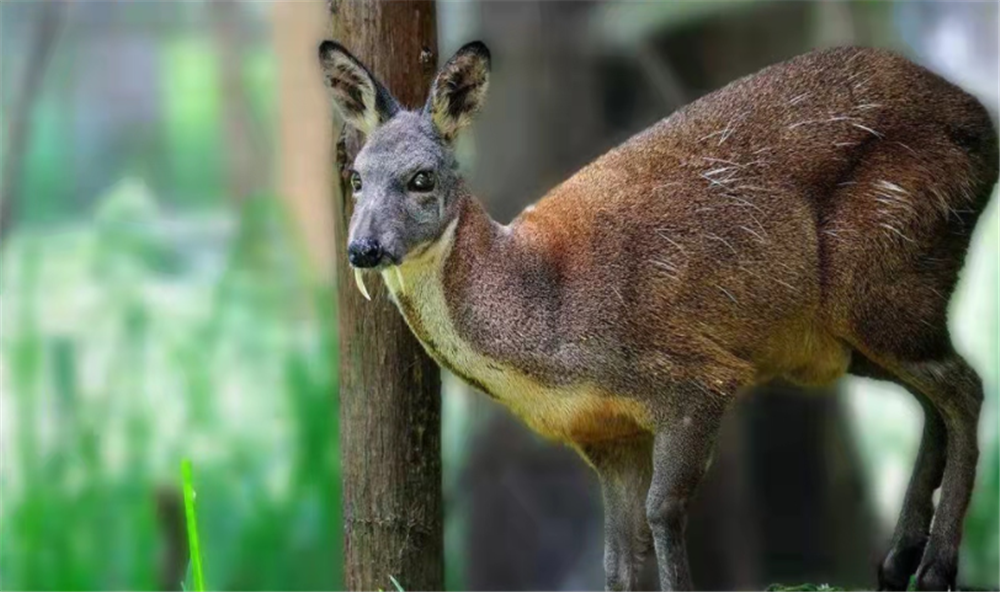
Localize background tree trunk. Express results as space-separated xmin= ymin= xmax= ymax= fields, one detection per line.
xmin=0 ymin=0 xmax=64 ymax=247
xmin=273 ymin=0 xmax=334 ymax=281
xmin=328 ymin=2 xmax=443 ymax=591
xmin=209 ymin=0 xmax=268 ymax=204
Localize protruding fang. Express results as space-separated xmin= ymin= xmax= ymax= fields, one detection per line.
xmin=393 ymin=266 xmax=406 ymax=293
xmin=354 ymin=268 xmax=372 ymax=301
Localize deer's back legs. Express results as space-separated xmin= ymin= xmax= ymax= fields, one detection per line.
xmin=899 ymin=354 xmax=981 ymax=592
xmin=850 ymin=348 xmax=982 ymax=591
xmin=849 ymin=353 xmax=948 ymax=590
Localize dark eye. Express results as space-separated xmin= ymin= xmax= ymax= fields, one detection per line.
xmin=408 ymin=171 xmax=436 ymax=192
xmin=350 ymin=171 xmax=362 ymax=192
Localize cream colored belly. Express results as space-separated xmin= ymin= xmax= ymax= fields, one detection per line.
xmin=453 ymin=357 xmax=650 ymax=444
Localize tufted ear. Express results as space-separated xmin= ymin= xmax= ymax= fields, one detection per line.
xmin=424 ymin=41 xmax=491 ymax=142
xmin=318 ymin=40 xmax=400 ymax=135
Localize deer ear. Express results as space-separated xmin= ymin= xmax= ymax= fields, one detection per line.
xmin=425 ymin=41 xmax=491 ymax=142
xmin=319 ymin=40 xmax=400 ymax=135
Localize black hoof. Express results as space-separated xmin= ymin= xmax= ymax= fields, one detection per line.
xmin=878 ymin=543 xmax=925 ymax=591
xmin=915 ymin=559 xmax=957 ymax=591
xmin=878 ymin=564 xmax=912 ymax=591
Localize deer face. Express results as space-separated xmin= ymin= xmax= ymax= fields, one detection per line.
xmin=319 ymin=40 xmax=490 ymax=273
xmin=346 ymin=112 xmax=459 ymax=269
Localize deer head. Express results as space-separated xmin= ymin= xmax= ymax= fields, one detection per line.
xmin=319 ymin=40 xmax=491 ymax=299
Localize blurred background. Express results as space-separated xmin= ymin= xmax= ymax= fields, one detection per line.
xmin=0 ymin=1 xmax=996 ymax=590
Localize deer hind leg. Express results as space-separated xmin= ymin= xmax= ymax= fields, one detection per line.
xmin=851 ymin=349 xmax=982 ymax=591
xmin=849 ymin=354 xmax=948 ymax=591
xmin=579 ymin=436 xmax=655 ymax=591
xmin=905 ymin=355 xmax=981 ymax=592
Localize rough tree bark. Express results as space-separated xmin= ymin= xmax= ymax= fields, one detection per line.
xmin=327 ymin=2 xmax=443 ymax=590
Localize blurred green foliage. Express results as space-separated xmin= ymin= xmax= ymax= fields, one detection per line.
xmin=0 ymin=182 xmax=342 ymax=590
xmin=161 ymin=38 xmax=224 ymax=207
xmin=963 ymin=425 xmax=1000 ymax=588
xmin=13 ymin=34 xmax=275 ymax=224
xmin=0 ymin=11 xmax=344 ymax=587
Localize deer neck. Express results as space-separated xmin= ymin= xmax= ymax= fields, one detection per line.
xmin=379 ymin=194 xmax=544 ymax=386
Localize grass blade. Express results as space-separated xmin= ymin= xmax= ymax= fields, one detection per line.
xmin=181 ymin=459 xmax=206 ymax=591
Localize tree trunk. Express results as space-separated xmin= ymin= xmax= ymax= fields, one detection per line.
xmin=0 ymin=0 xmax=64 ymax=247
xmin=328 ymin=2 xmax=443 ymax=591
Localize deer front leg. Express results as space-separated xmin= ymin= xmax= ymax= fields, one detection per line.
xmin=580 ymin=437 xmax=655 ymax=591
xmin=646 ymin=400 xmax=726 ymax=591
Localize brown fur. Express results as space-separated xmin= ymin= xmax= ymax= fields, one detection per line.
xmin=417 ymin=47 xmax=995 ymax=439
xmin=385 ymin=46 xmax=996 ymax=591
xmin=329 ymin=44 xmax=998 ymax=590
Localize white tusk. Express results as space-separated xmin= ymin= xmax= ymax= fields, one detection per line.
xmin=354 ymin=268 xmax=372 ymax=301
xmin=393 ymin=266 xmax=406 ymax=293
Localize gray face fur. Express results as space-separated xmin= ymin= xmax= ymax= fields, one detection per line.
xmin=349 ymin=112 xmax=462 ymax=265
xmin=319 ymin=40 xmax=491 ymax=267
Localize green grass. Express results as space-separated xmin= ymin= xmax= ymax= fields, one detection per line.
xmin=766 ymin=585 xmax=844 ymax=591
xmin=183 ymin=459 xmax=206 ymax=592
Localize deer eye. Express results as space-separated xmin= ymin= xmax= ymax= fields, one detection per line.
xmin=350 ymin=171 xmax=362 ymax=192
xmin=408 ymin=171 xmax=436 ymax=192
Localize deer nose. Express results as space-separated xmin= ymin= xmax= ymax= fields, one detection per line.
xmin=348 ymin=238 xmax=384 ymax=268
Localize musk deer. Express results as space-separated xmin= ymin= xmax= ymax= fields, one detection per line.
xmin=319 ymin=41 xmax=998 ymax=591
